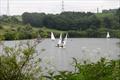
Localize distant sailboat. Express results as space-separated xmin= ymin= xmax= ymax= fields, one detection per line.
xmin=56 ymin=33 xmax=68 ymax=48
xmin=106 ymin=32 xmax=110 ymax=38
xmin=51 ymin=32 xmax=56 ymax=41
xmin=57 ymin=33 xmax=62 ymax=47
xmin=62 ymin=34 xmax=68 ymax=47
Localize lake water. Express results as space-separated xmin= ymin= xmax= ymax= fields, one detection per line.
xmin=0 ymin=38 xmax=120 ymax=71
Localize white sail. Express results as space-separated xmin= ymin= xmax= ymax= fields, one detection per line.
xmin=106 ymin=32 xmax=110 ymax=38
xmin=51 ymin=32 xmax=55 ymax=41
xmin=58 ymin=33 xmax=62 ymax=45
xmin=62 ymin=33 xmax=68 ymax=46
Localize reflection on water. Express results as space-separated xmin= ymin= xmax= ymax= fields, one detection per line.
xmin=0 ymin=38 xmax=120 ymax=71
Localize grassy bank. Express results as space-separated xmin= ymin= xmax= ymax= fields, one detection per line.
xmin=0 ymin=22 xmax=120 ymax=41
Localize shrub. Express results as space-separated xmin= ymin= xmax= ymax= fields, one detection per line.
xmin=0 ymin=41 xmax=45 ymax=80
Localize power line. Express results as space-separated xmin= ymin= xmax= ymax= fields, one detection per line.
xmin=0 ymin=0 xmax=1 ymax=16
xmin=7 ymin=0 xmax=10 ymax=16
xmin=62 ymin=0 xmax=64 ymax=12
xmin=97 ymin=8 xmax=99 ymax=13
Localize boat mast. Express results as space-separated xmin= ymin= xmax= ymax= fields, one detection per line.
xmin=61 ymin=0 xmax=64 ymax=12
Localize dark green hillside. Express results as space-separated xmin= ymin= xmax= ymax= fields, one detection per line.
xmin=22 ymin=8 xmax=120 ymax=38
xmin=0 ymin=8 xmax=120 ymax=40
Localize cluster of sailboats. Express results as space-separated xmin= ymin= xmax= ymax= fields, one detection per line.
xmin=51 ymin=32 xmax=68 ymax=48
xmin=36 ymin=31 xmax=110 ymax=48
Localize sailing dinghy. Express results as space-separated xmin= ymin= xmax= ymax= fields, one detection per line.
xmin=56 ymin=33 xmax=68 ymax=48
xmin=62 ymin=34 xmax=68 ymax=48
xmin=56 ymin=33 xmax=62 ymax=47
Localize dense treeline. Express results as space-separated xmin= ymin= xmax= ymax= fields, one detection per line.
xmin=22 ymin=9 xmax=120 ymax=30
xmin=22 ymin=12 xmax=97 ymax=30
xmin=22 ymin=12 xmax=100 ymax=30
xmin=22 ymin=8 xmax=120 ymax=38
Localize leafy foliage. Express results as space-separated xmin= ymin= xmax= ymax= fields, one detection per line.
xmin=0 ymin=41 xmax=45 ymax=80
xmin=46 ymin=58 xmax=120 ymax=80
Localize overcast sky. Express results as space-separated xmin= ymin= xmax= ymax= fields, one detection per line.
xmin=0 ymin=0 xmax=119 ymax=15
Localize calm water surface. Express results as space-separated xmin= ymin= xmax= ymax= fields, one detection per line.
xmin=1 ymin=38 xmax=120 ymax=71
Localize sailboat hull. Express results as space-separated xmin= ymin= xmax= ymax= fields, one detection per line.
xmin=56 ymin=45 xmax=66 ymax=48
xmin=56 ymin=43 xmax=66 ymax=48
